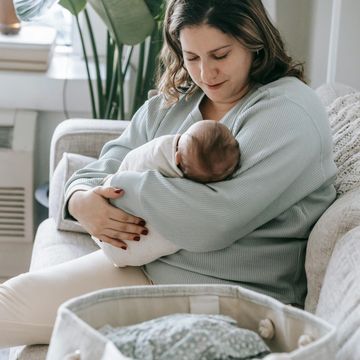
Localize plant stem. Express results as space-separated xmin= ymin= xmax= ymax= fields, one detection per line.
xmin=105 ymin=32 xmax=115 ymax=99
xmin=74 ymin=13 xmax=97 ymax=118
xmin=132 ymin=42 xmax=146 ymax=115
xmin=84 ymin=8 xmax=105 ymax=118
xmin=100 ymin=0 xmax=126 ymax=119
xmin=142 ymin=22 xmax=162 ymax=104
xmin=117 ymin=44 xmax=125 ymax=119
xmin=105 ymin=47 xmax=118 ymax=119
xmin=123 ymin=46 xmax=134 ymax=75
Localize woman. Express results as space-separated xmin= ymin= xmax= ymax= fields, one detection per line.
xmin=0 ymin=0 xmax=336 ymax=347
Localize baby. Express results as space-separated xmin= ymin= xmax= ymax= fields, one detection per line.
xmin=94 ymin=120 xmax=240 ymax=267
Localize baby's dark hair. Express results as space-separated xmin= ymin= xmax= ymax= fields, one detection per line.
xmin=183 ymin=121 xmax=240 ymax=183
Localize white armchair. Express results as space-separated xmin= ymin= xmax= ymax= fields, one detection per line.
xmin=10 ymin=83 xmax=360 ymax=359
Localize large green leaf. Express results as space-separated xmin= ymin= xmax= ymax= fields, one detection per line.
xmin=88 ymin=0 xmax=155 ymax=45
xmin=59 ymin=0 xmax=88 ymax=16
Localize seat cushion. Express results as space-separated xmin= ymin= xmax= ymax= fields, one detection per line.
xmin=305 ymin=187 xmax=360 ymax=313
xmin=30 ymin=218 xmax=98 ymax=271
xmin=316 ymin=225 xmax=360 ymax=360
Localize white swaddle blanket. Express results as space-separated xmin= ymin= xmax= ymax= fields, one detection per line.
xmin=93 ymin=135 xmax=182 ymax=267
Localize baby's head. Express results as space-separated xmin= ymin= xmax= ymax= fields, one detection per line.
xmin=175 ymin=120 xmax=240 ymax=183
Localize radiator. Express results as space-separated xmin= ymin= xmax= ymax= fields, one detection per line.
xmin=0 ymin=109 xmax=36 ymax=276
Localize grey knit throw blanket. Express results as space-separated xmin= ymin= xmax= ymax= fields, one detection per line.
xmin=327 ymin=92 xmax=360 ymax=196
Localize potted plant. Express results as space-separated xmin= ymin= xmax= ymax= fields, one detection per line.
xmin=14 ymin=0 xmax=165 ymax=119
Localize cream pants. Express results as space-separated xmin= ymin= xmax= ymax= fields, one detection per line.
xmin=0 ymin=250 xmax=151 ymax=348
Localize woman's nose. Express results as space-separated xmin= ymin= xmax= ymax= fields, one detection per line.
xmin=200 ymin=61 xmax=218 ymax=83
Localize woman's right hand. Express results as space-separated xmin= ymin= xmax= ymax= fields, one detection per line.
xmin=68 ymin=187 xmax=148 ymax=249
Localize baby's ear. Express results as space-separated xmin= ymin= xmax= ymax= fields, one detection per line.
xmin=175 ymin=150 xmax=181 ymax=165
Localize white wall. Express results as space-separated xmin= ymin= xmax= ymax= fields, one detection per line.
xmin=263 ymin=0 xmax=316 ymax=84
xmin=307 ymin=0 xmax=333 ymax=88
xmin=262 ymin=0 xmax=277 ymax=22
xmin=308 ymin=0 xmax=360 ymax=89
xmin=264 ymin=0 xmax=360 ymax=90
xmin=336 ymin=0 xmax=360 ymax=89
xmin=275 ymin=0 xmax=313 ymax=69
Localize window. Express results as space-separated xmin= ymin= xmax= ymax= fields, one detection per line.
xmin=29 ymin=4 xmax=107 ymax=56
xmin=31 ymin=4 xmax=73 ymax=46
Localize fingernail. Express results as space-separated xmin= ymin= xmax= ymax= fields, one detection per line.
xmin=121 ymin=246 xmax=127 ymax=250
xmin=141 ymin=229 xmax=148 ymax=235
xmin=134 ymin=236 xmax=140 ymax=241
xmin=114 ymin=189 xmax=123 ymax=194
xmin=139 ymin=220 xmax=146 ymax=226
xmin=99 ymin=240 xmax=103 ymax=242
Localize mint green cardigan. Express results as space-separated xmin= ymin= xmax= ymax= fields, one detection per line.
xmin=65 ymin=77 xmax=337 ymax=305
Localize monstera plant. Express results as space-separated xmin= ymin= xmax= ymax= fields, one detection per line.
xmin=14 ymin=0 xmax=165 ymax=119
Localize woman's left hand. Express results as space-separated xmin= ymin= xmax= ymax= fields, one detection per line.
xmin=68 ymin=186 xmax=148 ymax=249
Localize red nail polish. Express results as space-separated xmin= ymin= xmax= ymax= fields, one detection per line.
xmin=141 ymin=229 xmax=148 ymax=235
xmin=114 ymin=189 xmax=123 ymax=194
xmin=134 ymin=236 xmax=140 ymax=241
xmin=121 ymin=246 xmax=127 ymax=250
xmin=139 ymin=220 xmax=146 ymax=226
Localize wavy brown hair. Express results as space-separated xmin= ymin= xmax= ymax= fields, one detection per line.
xmin=157 ymin=0 xmax=305 ymax=105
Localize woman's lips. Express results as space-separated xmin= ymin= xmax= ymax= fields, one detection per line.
xmin=205 ymin=81 xmax=227 ymax=90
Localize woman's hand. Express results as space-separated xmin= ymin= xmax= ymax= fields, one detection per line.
xmin=68 ymin=186 xmax=148 ymax=249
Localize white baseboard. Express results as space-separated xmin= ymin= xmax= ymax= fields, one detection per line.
xmin=0 ymin=242 xmax=32 ymax=277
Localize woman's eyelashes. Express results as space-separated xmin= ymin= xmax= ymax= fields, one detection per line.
xmin=214 ymin=53 xmax=229 ymax=60
xmin=185 ymin=52 xmax=230 ymax=62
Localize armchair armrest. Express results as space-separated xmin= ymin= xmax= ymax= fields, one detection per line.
xmin=49 ymin=118 xmax=130 ymax=178
xmin=48 ymin=119 xmax=129 ymax=232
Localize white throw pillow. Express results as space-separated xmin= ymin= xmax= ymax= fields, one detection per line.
xmin=305 ymin=185 xmax=360 ymax=313
xmin=316 ymin=225 xmax=360 ymax=359
xmin=49 ymin=152 xmax=96 ymax=232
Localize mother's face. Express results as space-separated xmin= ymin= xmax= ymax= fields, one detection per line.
xmin=180 ymin=24 xmax=253 ymax=106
